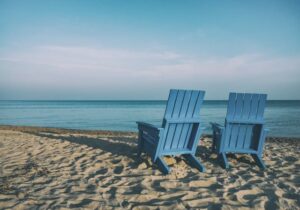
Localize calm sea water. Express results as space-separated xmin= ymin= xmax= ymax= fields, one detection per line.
xmin=0 ymin=100 xmax=299 ymax=137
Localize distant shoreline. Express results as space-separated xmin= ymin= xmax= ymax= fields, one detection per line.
xmin=1 ymin=124 xmax=299 ymax=141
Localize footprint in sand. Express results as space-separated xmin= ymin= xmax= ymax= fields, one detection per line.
xmin=113 ymin=166 xmax=124 ymax=174
xmin=85 ymin=184 xmax=96 ymax=194
xmin=284 ymin=156 xmax=298 ymax=162
xmin=234 ymin=188 xmax=263 ymax=204
xmin=68 ymin=198 xmax=93 ymax=208
xmin=111 ymin=159 xmax=122 ymax=164
xmin=96 ymin=168 xmax=108 ymax=175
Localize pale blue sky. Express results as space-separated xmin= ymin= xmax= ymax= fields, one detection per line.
xmin=0 ymin=0 xmax=299 ymax=99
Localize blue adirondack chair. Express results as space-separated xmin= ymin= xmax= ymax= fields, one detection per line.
xmin=137 ymin=89 xmax=206 ymax=174
xmin=211 ymin=92 xmax=269 ymax=169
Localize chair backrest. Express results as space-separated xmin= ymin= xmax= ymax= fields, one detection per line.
xmin=160 ymin=89 xmax=205 ymax=152
xmin=224 ymin=92 xmax=267 ymax=151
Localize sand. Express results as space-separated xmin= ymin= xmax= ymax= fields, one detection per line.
xmin=0 ymin=125 xmax=299 ymax=209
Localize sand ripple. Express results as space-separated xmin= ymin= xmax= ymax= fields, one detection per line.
xmin=0 ymin=127 xmax=299 ymax=209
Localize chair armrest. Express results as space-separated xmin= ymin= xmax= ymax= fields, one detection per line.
xmin=210 ymin=122 xmax=224 ymax=152
xmin=136 ymin=121 xmax=163 ymax=132
xmin=137 ymin=122 xmax=164 ymax=145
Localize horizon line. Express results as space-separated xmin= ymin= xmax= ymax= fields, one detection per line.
xmin=1 ymin=99 xmax=300 ymax=101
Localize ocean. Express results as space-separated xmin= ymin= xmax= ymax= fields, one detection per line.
xmin=0 ymin=100 xmax=299 ymax=137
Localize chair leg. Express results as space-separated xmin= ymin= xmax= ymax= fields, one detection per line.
xmin=219 ymin=153 xmax=229 ymax=169
xmin=137 ymin=141 xmax=142 ymax=157
xmin=137 ymin=131 xmax=143 ymax=158
xmin=183 ymin=154 xmax=205 ymax=172
xmin=251 ymin=154 xmax=266 ymax=170
xmin=156 ymin=156 xmax=170 ymax=174
xmin=137 ymin=149 xmax=142 ymax=158
xmin=212 ymin=132 xmax=216 ymax=152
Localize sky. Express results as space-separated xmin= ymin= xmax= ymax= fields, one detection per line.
xmin=0 ymin=0 xmax=300 ymax=100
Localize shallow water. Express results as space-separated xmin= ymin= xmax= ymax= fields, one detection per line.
xmin=0 ymin=100 xmax=299 ymax=137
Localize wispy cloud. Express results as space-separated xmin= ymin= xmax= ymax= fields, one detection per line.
xmin=0 ymin=45 xmax=182 ymax=71
xmin=1 ymin=45 xmax=300 ymax=99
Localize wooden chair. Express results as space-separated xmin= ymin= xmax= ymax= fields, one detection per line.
xmin=211 ymin=92 xmax=269 ymax=169
xmin=137 ymin=89 xmax=206 ymax=174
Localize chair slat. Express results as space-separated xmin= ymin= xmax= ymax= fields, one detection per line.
xmin=233 ymin=94 xmax=243 ymax=120
xmin=243 ymin=124 xmax=254 ymax=149
xmin=171 ymin=91 xmax=192 ymax=149
xmin=186 ymin=91 xmax=200 ymax=118
xmin=169 ymin=91 xmax=185 ymax=149
xmin=229 ymin=124 xmax=239 ymax=149
xmin=180 ymin=90 xmax=192 ymax=117
xmin=178 ymin=124 xmax=190 ymax=148
xmin=163 ymin=124 xmax=176 ymax=150
xmin=192 ymin=91 xmax=205 ymax=117
xmin=256 ymin=94 xmax=267 ymax=120
xmin=172 ymin=90 xmax=185 ymax=118
xmin=249 ymin=94 xmax=259 ymax=120
xmin=237 ymin=94 xmax=251 ymax=148
xmin=227 ymin=93 xmax=237 ymax=120
xmin=242 ymin=94 xmax=252 ymax=120
xmin=236 ymin=125 xmax=246 ymax=149
xmin=164 ymin=90 xmax=178 ymax=119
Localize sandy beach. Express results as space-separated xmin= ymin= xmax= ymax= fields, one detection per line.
xmin=0 ymin=125 xmax=299 ymax=209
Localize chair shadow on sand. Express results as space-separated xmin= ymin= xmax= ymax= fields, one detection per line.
xmin=24 ymin=130 xmax=205 ymax=172
xmin=25 ymin=131 xmax=138 ymax=158
xmin=24 ymin=130 xmax=259 ymax=173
